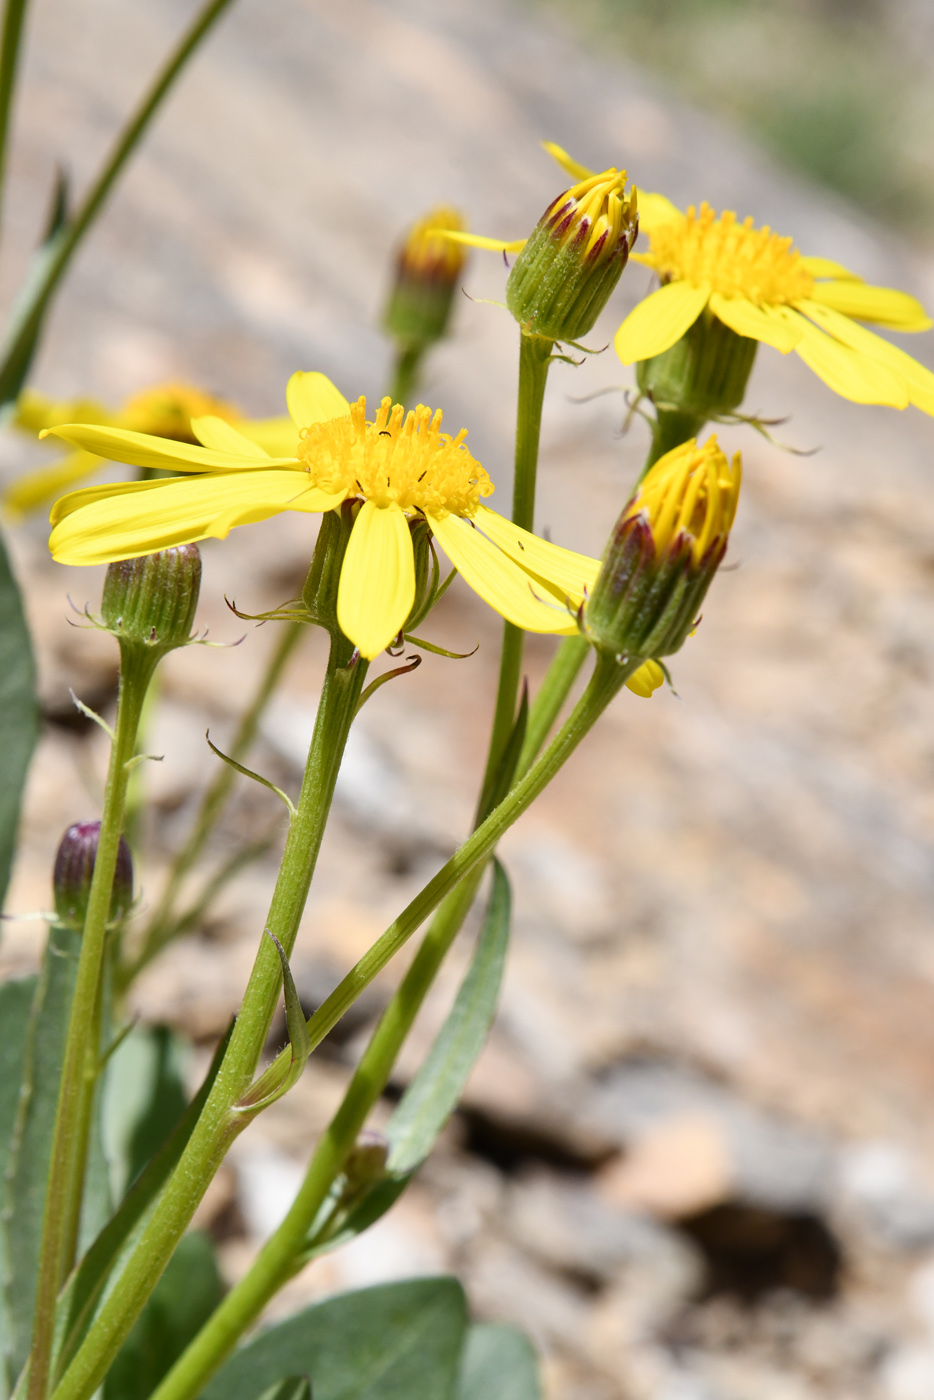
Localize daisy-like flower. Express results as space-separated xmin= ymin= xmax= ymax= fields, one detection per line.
xmin=4 ymin=382 xmax=296 ymax=519
xmin=544 ymin=144 xmax=934 ymax=415
xmin=44 ymin=372 xmax=604 ymax=663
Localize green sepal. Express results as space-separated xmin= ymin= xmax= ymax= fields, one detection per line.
xmin=637 ymin=306 xmax=758 ymax=424
xmin=232 ymin=935 xmax=310 ymax=1116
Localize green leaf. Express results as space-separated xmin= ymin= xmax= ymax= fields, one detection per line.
xmin=476 ymin=686 xmax=528 ymax=824
xmin=51 ymin=1024 xmax=233 ymax=1386
xmin=257 ymin=1378 xmax=311 ymax=1400
xmin=200 ymin=1278 xmax=467 ymax=1400
xmin=233 ymin=934 xmax=310 ymax=1116
xmin=387 ymin=861 xmax=511 ymax=1174
xmin=0 ymin=976 xmax=38 ymax=1399
xmin=102 ymin=1231 xmax=224 ymax=1400
xmin=457 ymin=1324 xmax=541 ymax=1400
xmin=102 ymin=1024 xmax=188 ymax=1203
xmin=1 ymin=926 xmax=83 ymax=1383
xmin=0 ymin=528 xmax=39 ymax=909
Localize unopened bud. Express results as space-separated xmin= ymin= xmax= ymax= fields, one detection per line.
xmin=383 ymin=207 xmax=467 ymax=352
xmin=101 ymin=544 xmax=201 ymax=657
xmin=53 ymin=821 xmax=134 ymax=928
xmin=342 ymin=1129 xmax=390 ymax=1198
xmin=584 ymin=437 xmax=741 ymax=660
xmin=507 ymin=167 xmax=638 ymax=342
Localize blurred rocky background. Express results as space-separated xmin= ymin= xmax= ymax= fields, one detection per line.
xmin=2 ymin=0 xmax=934 ymax=1396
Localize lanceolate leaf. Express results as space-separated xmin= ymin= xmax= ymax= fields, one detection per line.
xmin=387 ymin=860 xmax=511 ymax=1174
xmin=0 ymin=976 xmax=38 ymax=1400
xmin=0 ymin=528 xmax=39 ymax=910
xmin=296 ymin=863 xmax=511 ymax=1265
xmin=200 ymin=1278 xmax=467 ymax=1400
xmin=457 ymin=1323 xmax=541 ymax=1400
xmin=2 ymin=927 xmax=83 ymax=1383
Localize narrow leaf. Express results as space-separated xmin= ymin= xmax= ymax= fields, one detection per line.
xmin=102 ymin=1232 xmax=224 ymax=1400
xmin=0 ymin=529 xmax=39 ymax=908
xmin=257 ymin=1378 xmax=311 ymax=1400
xmin=51 ymin=1024 xmax=233 ymax=1384
xmin=200 ymin=1278 xmax=467 ymax=1400
xmin=2 ymin=926 xmax=82 ymax=1382
xmin=0 ymin=976 xmax=38 ymax=1397
xmin=233 ymin=935 xmax=309 ymax=1114
xmin=388 ymin=861 xmax=511 ymax=1174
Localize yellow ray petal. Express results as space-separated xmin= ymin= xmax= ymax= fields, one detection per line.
xmin=49 ymin=471 xmax=343 ymax=565
xmin=432 ymin=230 xmax=527 ymax=253
xmin=626 ymin=659 xmax=665 ymax=698
xmin=474 ymin=505 xmax=599 ymax=606
xmin=708 ymin=292 xmax=802 ymax=353
xmin=191 ymin=415 xmax=269 ymax=457
xmin=797 ymin=300 xmax=934 ymax=415
xmin=3 ymin=450 xmax=104 ymax=519
xmin=285 ymin=371 xmax=351 ymax=430
xmin=238 ymin=416 xmax=299 ymax=457
xmin=800 ymin=256 xmax=863 ymax=281
xmin=40 ymin=423 xmax=300 ymax=473
xmin=777 ymin=308 xmax=910 ymax=407
xmin=809 ymin=279 xmax=932 ymax=330
xmin=337 ymin=500 xmax=416 ymax=660
xmin=634 ymin=191 xmax=683 ymax=235
xmin=542 ymin=141 xmax=594 ymax=181
xmin=428 ymin=513 xmax=579 ymax=635
xmin=614 ymin=281 xmax=710 ymax=365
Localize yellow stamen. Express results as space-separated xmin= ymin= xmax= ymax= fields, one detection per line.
xmin=545 ymin=166 xmax=635 ymax=261
xmin=628 ymin=436 xmax=742 ymax=564
xmin=297 ymin=396 xmax=494 ymax=519
xmin=642 ymin=203 xmax=814 ymax=306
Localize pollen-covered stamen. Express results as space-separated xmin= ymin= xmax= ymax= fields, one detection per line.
xmin=644 ymin=202 xmax=815 ymax=306
xmin=297 ymin=396 xmax=494 ymax=519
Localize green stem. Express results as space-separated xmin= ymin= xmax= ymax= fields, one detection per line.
xmin=142 ymin=651 xmax=636 ymax=1400
xmin=124 ymin=619 xmax=304 ymax=983
xmin=479 ymin=331 xmax=552 ymax=800
xmin=0 ymin=0 xmax=238 ymax=389
xmin=48 ymin=631 xmax=366 ymax=1400
xmin=28 ymin=656 xmax=154 ymax=1400
xmin=518 ymin=633 xmax=590 ymax=776
xmin=388 ymin=345 xmax=422 ymax=406
xmin=645 ymin=407 xmax=706 ymax=474
xmin=0 ymin=0 xmax=29 ymax=235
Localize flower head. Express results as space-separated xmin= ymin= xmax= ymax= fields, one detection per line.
xmin=383 ymin=206 xmax=467 ymax=351
xmin=584 ymin=436 xmax=741 ymax=660
xmin=4 ymin=382 xmax=297 ymax=519
xmin=44 ymin=372 xmax=602 ymax=661
xmin=615 ymin=196 xmax=934 ymax=415
xmin=435 ymin=151 xmax=637 ymax=341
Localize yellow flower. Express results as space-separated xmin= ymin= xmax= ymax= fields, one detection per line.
xmin=544 ymin=144 xmax=934 ymax=415
xmin=584 ymin=436 xmax=741 ymax=661
xmin=45 ymin=372 xmax=603 ymax=662
xmin=4 ymin=382 xmax=296 ymax=519
xmin=383 ymin=205 xmax=467 ymax=351
xmin=435 ymin=156 xmax=637 ymax=341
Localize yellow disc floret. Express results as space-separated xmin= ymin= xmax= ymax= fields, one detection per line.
xmin=545 ymin=167 xmax=636 ymax=262
xmin=642 ymin=203 xmax=814 ymax=306
xmin=628 ymin=435 xmax=742 ymax=564
xmin=297 ymin=396 xmax=494 ymax=519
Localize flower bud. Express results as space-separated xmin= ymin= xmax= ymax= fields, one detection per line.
xmin=584 ymin=437 xmax=741 ymax=660
xmin=341 ymin=1129 xmax=390 ymax=1198
xmin=101 ymin=544 xmax=202 ymax=657
xmin=53 ymin=821 xmax=134 ymax=928
xmin=636 ymin=306 xmax=757 ymax=421
xmin=507 ymin=167 xmax=638 ymax=342
xmin=383 ymin=207 xmax=467 ymax=353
